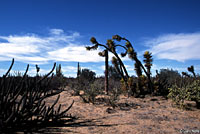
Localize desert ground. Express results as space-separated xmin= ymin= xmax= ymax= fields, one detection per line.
xmin=40 ymin=88 xmax=200 ymax=134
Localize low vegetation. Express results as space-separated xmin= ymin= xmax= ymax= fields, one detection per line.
xmin=0 ymin=35 xmax=199 ymax=133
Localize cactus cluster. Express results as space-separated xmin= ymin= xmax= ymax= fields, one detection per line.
xmin=168 ymin=65 xmax=200 ymax=108
xmin=56 ymin=64 xmax=63 ymax=77
xmin=0 ymin=59 xmax=75 ymax=133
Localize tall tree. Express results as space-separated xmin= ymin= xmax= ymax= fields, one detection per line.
xmin=86 ymin=35 xmax=154 ymax=93
xmin=99 ymin=50 xmax=109 ymax=94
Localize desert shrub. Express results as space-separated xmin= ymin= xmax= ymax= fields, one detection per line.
xmin=120 ymin=75 xmax=150 ymax=97
xmin=76 ymin=77 xmax=121 ymax=105
xmin=108 ymin=78 xmax=121 ymax=92
xmin=137 ymin=75 xmax=149 ymax=97
xmin=70 ymin=68 xmax=96 ymax=96
xmin=107 ymin=83 xmax=123 ymax=108
xmin=0 ymin=59 xmax=75 ymax=133
xmin=121 ymin=77 xmax=136 ymax=96
xmin=108 ymin=66 xmax=121 ymax=80
xmin=106 ymin=78 xmax=122 ymax=106
xmin=79 ymin=80 xmax=104 ymax=104
xmin=154 ymin=69 xmax=181 ymax=96
xmin=79 ymin=68 xmax=96 ymax=82
xmin=168 ymin=80 xmax=200 ymax=108
xmin=68 ymin=66 xmax=122 ymax=105
xmin=49 ymin=75 xmax=67 ymax=90
xmin=185 ymin=80 xmax=200 ymax=108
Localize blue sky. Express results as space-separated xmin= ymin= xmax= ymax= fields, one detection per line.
xmin=0 ymin=0 xmax=200 ymax=77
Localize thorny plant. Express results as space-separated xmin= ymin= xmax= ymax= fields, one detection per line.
xmin=0 ymin=59 xmax=75 ymax=133
xmin=168 ymin=65 xmax=200 ymax=109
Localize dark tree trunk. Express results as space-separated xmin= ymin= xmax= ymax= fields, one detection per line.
xmin=105 ymin=50 xmax=109 ymax=94
xmin=192 ymin=72 xmax=196 ymax=78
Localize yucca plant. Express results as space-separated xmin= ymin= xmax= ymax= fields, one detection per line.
xmin=143 ymin=51 xmax=153 ymax=76
xmin=87 ymin=37 xmax=129 ymax=89
xmin=112 ymin=35 xmax=154 ymax=93
xmin=35 ymin=64 xmax=40 ymax=76
xmin=187 ymin=65 xmax=196 ymax=78
xmin=182 ymin=72 xmax=190 ymax=77
xmin=143 ymin=51 xmax=153 ymax=93
xmin=86 ymin=35 xmax=154 ymax=95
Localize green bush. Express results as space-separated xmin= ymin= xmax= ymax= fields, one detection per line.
xmin=168 ymin=85 xmax=187 ymax=107
xmin=79 ymin=69 xmax=96 ymax=82
xmin=155 ymin=69 xmax=181 ymax=96
xmin=79 ymin=81 xmax=103 ymax=104
xmin=107 ymin=65 xmax=121 ymax=80
xmin=168 ymin=80 xmax=200 ymax=108
xmin=70 ymin=68 xmax=96 ymax=96
xmin=185 ymin=80 xmax=200 ymax=108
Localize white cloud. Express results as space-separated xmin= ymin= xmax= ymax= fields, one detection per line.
xmin=0 ymin=29 xmax=104 ymax=64
xmin=50 ymin=29 xmax=64 ymax=35
xmin=100 ymin=65 xmax=105 ymax=70
xmin=62 ymin=66 xmax=77 ymax=73
xmin=47 ymin=44 xmax=104 ymax=62
xmin=145 ymin=33 xmax=200 ymax=62
xmin=0 ymin=69 xmax=7 ymax=76
xmin=151 ymin=64 xmax=186 ymax=72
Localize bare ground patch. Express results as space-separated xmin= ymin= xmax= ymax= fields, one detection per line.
xmin=40 ymin=90 xmax=200 ymax=134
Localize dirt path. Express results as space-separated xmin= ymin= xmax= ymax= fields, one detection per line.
xmin=44 ymin=90 xmax=200 ymax=134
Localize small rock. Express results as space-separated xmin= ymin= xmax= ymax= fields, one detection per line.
xmin=106 ymin=107 xmax=116 ymax=114
xmin=79 ymin=90 xmax=85 ymax=95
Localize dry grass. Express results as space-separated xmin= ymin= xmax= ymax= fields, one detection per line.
xmin=40 ymin=87 xmax=200 ymax=134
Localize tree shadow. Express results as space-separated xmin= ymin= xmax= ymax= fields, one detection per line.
xmin=8 ymin=116 xmax=135 ymax=134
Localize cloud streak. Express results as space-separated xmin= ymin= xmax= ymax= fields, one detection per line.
xmin=145 ymin=32 xmax=200 ymax=62
xmin=0 ymin=29 xmax=104 ymax=64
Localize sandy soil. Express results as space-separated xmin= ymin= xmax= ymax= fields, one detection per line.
xmin=43 ymin=89 xmax=200 ymax=134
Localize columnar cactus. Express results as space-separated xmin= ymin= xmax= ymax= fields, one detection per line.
xmin=0 ymin=59 xmax=75 ymax=133
xmin=56 ymin=64 xmax=63 ymax=77
xmin=77 ymin=62 xmax=81 ymax=78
